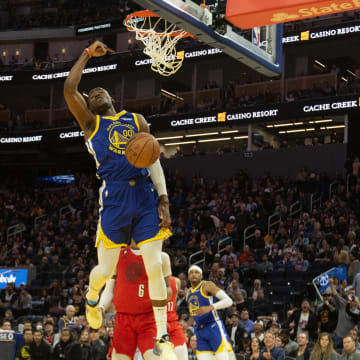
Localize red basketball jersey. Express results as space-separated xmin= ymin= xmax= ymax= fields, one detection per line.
xmin=113 ymin=246 xmax=152 ymax=314
xmin=167 ymin=276 xmax=179 ymax=322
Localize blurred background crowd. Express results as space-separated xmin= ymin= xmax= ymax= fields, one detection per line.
xmin=1 ymin=158 xmax=360 ymax=359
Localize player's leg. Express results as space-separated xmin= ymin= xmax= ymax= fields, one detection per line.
xmin=227 ymin=351 xmax=237 ymax=360
xmin=111 ymin=313 xmax=138 ymax=360
xmin=197 ymin=353 xmax=215 ymax=360
xmin=139 ymin=239 xmax=167 ymax=337
xmin=86 ymin=240 xmax=121 ymax=328
xmin=174 ymin=344 xmax=188 ymax=360
xmin=214 ymin=352 xmax=231 ymax=360
xmin=143 ymin=350 xmax=161 ymax=360
xmin=111 ymin=351 xmax=132 ymax=360
xmin=196 ymin=330 xmax=215 ymax=360
xmin=139 ymin=239 xmax=176 ymax=359
xmin=168 ymin=320 xmax=188 ymax=360
xmin=87 ymin=240 xmax=121 ymax=302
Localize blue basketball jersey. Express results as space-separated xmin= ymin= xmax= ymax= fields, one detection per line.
xmin=186 ymin=281 xmax=233 ymax=354
xmin=186 ymin=281 xmax=220 ymax=326
xmin=85 ymin=111 xmax=147 ymax=182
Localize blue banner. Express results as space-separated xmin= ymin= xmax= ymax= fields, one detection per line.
xmin=38 ymin=175 xmax=75 ymax=184
xmin=0 ymin=269 xmax=28 ymax=289
xmin=318 ymin=266 xmax=347 ymax=292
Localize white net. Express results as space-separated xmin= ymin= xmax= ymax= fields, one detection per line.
xmin=125 ymin=11 xmax=190 ymax=76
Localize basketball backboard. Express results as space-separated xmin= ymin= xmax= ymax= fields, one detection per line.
xmin=132 ymin=0 xmax=283 ymax=77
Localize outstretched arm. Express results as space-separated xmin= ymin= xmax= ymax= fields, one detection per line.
xmin=64 ymin=41 xmax=113 ymax=137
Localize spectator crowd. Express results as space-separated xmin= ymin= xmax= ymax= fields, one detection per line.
xmin=0 ymin=159 xmax=360 ymax=359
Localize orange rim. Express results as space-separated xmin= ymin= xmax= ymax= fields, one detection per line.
xmin=124 ymin=10 xmax=194 ymax=38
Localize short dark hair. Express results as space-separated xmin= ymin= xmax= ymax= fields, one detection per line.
xmin=23 ymin=329 xmax=32 ymax=335
xmin=298 ymin=331 xmax=309 ymax=340
xmin=344 ymin=335 xmax=355 ymax=343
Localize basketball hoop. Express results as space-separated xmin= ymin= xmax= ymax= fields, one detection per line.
xmin=124 ymin=10 xmax=193 ymax=76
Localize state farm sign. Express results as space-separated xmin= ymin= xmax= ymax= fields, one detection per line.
xmin=226 ymin=0 xmax=360 ymax=29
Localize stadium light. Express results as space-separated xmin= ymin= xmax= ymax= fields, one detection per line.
xmin=347 ymin=69 xmax=359 ymax=79
xmin=156 ymin=136 xmax=184 ymax=140
xmin=185 ymin=132 xmax=219 ymax=137
xmin=160 ymin=89 xmax=184 ymax=101
xmin=198 ymin=137 xmax=231 ymax=143
xmin=320 ymin=125 xmax=345 ymax=130
xmin=309 ymin=119 xmax=333 ymax=124
xmin=221 ymin=130 xmax=239 ymax=134
xmin=164 ymin=141 xmax=196 ymax=146
xmin=315 ymin=60 xmax=326 ymax=69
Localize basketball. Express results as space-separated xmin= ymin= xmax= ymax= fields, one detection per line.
xmin=125 ymin=132 xmax=160 ymax=168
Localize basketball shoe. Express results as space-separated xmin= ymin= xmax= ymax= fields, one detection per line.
xmin=153 ymin=334 xmax=177 ymax=360
xmin=85 ymin=300 xmax=103 ymax=329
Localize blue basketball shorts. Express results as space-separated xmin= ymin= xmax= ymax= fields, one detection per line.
xmin=95 ymin=177 xmax=171 ymax=248
xmin=195 ymin=320 xmax=232 ymax=354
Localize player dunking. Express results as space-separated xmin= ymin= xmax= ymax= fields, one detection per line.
xmin=186 ymin=265 xmax=235 ymax=360
xmin=64 ymin=40 xmax=175 ymax=359
xmin=99 ymin=239 xmax=187 ymax=360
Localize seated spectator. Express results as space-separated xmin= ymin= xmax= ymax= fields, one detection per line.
xmin=43 ymin=321 xmax=56 ymax=346
xmin=53 ymin=328 xmax=82 ymax=360
xmin=349 ymin=329 xmax=360 ymax=351
xmin=29 ymin=330 xmax=52 ymax=360
xmin=3 ymin=308 xmax=16 ymax=329
xmin=252 ymin=320 xmax=265 ymax=343
xmin=226 ymin=311 xmax=249 ymax=353
xmin=58 ymin=305 xmax=77 ymax=331
xmin=269 ymin=322 xmax=282 ymax=336
xmin=250 ymin=279 xmax=264 ymax=300
xmin=188 ymin=335 xmax=197 ymax=360
xmin=275 ymin=335 xmax=285 ymax=349
xmin=240 ymin=309 xmax=255 ymax=334
xmin=173 ymin=248 xmax=188 ymax=275
xmin=16 ymin=288 xmax=32 ymax=317
xmin=280 ymin=329 xmax=299 ymax=355
xmin=16 ymin=328 xmax=33 ymax=360
xmin=259 ymin=331 xmax=285 ymax=360
xmin=340 ymin=335 xmax=360 ymax=360
xmin=233 ymin=289 xmax=248 ymax=313
xmin=274 ymin=252 xmax=293 ymax=272
xmin=256 ymin=255 xmax=273 ymax=274
xmin=294 ymin=252 xmax=310 ymax=272
xmin=289 ymin=331 xmax=312 ymax=360
xmin=252 ymin=289 xmax=272 ymax=319
xmin=227 ymin=279 xmax=242 ymax=299
xmin=79 ymin=329 xmax=92 ymax=359
xmin=240 ymin=250 xmax=256 ymax=269
xmin=89 ymin=328 xmax=107 ymax=360
xmin=249 ymin=337 xmax=263 ymax=360
xmin=309 ymin=333 xmax=338 ymax=360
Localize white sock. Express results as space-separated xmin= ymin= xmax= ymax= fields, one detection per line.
xmin=153 ymin=306 xmax=167 ymax=338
